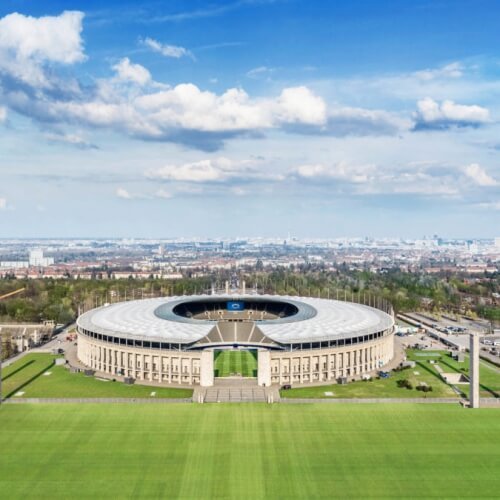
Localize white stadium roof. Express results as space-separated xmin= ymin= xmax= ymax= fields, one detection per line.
xmin=77 ymin=295 xmax=394 ymax=345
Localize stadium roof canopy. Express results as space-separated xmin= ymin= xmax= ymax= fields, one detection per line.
xmin=77 ymin=295 xmax=394 ymax=346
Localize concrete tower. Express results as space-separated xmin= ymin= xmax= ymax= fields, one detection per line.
xmin=469 ymin=334 xmax=480 ymax=408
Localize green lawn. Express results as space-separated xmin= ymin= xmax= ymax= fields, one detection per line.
xmin=2 ymin=353 xmax=56 ymax=398
xmin=0 ymin=404 xmax=499 ymax=498
xmin=282 ymin=349 xmax=500 ymax=399
xmin=2 ymin=354 xmax=193 ymax=399
xmin=419 ymin=350 xmax=500 ymax=398
xmin=214 ymin=349 xmax=257 ymax=377
xmin=282 ymin=350 xmax=457 ymax=399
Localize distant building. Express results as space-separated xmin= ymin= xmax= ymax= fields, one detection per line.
xmin=29 ymin=249 xmax=54 ymax=267
xmin=0 ymin=261 xmax=29 ymax=269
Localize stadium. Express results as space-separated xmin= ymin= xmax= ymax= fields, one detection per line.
xmin=76 ymin=293 xmax=395 ymax=387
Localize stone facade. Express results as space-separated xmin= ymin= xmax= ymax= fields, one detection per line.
xmin=267 ymin=332 xmax=393 ymax=386
xmin=77 ymin=327 xmax=393 ymax=387
xmin=77 ymin=333 xmax=203 ymax=385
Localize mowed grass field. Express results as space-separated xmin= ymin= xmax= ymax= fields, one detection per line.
xmin=2 ymin=354 xmax=193 ymax=399
xmin=282 ymin=349 xmax=500 ymax=399
xmin=214 ymin=349 xmax=257 ymax=377
xmin=0 ymin=403 xmax=499 ymax=498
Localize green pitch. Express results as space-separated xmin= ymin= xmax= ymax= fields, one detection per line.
xmin=214 ymin=349 xmax=257 ymax=377
xmin=0 ymin=403 xmax=499 ymax=498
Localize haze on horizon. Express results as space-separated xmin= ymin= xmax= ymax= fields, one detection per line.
xmin=0 ymin=0 xmax=499 ymax=239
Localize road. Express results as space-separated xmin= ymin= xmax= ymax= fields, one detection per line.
xmin=1 ymin=323 xmax=75 ymax=369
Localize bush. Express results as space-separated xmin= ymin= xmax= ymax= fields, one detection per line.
xmin=417 ymin=385 xmax=433 ymax=393
xmin=397 ymin=378 xmax=413 ymax=390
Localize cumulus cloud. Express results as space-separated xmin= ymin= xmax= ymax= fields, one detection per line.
xmin=141 ymin=37 xmax=193 ymax=59
xmin=463 ymin=163 xmax=497 ymax=186
xmin=0 ymin=10 xmax=423 ymax=151
xmin=116 ymin=187 xmax=133 ymax=199
xmin=275 ymin=86 xmax=327 ymax=126
xmin=112 ymin=58 xmax=151 ymax=86
xmin=146 ymin=157 xmax=284 ymax=183
xmin=289 ymin=160 xmax=499 ymax=200
xmin=0 ymin=11 xmax=85 ymax=87
xmin=413 ymin=98 xmax=490 ymax=130
xmin=294 ymin=162 xmax=374 ymax=183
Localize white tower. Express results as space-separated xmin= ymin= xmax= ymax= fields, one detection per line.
xmin=469 ymin=334 xmax=479 ymax=408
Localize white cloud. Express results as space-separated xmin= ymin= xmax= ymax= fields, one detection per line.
xmin=0 ymin=11 xmax=406 ymax=150
xmin=413 ymin=62 xmax=464 ymax=81
xmin=0 ymin=11 xmax=85 ymax=87
xmin=276 ymin=86 xmax=327 ymax=126
xmin=414 ymin=98 xmax=490 ymax=129
xmin=147 ymin=158 xmax=243 ymax=183
xmin=463 ymin=163 xmax=497 ymax=186
xmin=0 ymin=197 xmax=7 ymax=209
xmin=0 ymin=106 xmax=6 ymax=122
xmin=135 ymin=85 xmax=273 ymax=132
xmin=294 ymin=162 xmax=374 ymax=183
xmin=246 ymin=66 xmax=276 ymax=79
xmin=231 ymin=186 xmax=246 ymax=196
xmin=146 ymin=157 xmax=283 ymax=183
xmin=142 ymin=37 xmax=193 ymax=59
xmin=155 ymin=189 xmax=173 ymax=199
xmin=475 ymin=201 xmax=500 ymax=210
xmin=112 ymin=58 xmax=151 ymax=86
xmin=116 ymin=187 xmax=133 ymax=199
xmin=326 ymin=107 xmax=411 ymax=136
xmin=44 ymin=132 xmax=97 ymax=149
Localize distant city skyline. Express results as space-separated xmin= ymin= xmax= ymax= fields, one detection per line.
xmin=0 ymin=0 xmax=499 ymax=238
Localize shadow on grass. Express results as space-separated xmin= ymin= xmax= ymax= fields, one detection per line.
xmin=2 ymin=360 xmax=35 ymax=381
xmin=414 ymin=359 xmax=464 ymax=397
xmin=480 ymin=383 xmax=499 ymax=398
xmin=439 ymin=356 xmax=464 ymax=374
xmin=5 ymin=359 xmax=55 ymax=399
xmin=438 ymin=355 xmax=498 ymax=397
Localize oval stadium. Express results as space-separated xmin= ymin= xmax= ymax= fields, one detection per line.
xmin=76 ymin=294 xmax=395 ymax=387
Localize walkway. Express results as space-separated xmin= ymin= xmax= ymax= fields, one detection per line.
xmin=195 ymin=377 xmax=280 ymax=403
xmin=1 ymin=324 xmax=74 ymax=369
xmin=204 ymin=386 xmax=267 ymax=403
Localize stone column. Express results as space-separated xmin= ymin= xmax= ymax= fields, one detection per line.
xmin=469 ymin=334 xmax=480 ymax=408
xmin=258 ymin=349 xmax=271 ymax=387
xmin=200 ymin=350 xmax=214 ymax=387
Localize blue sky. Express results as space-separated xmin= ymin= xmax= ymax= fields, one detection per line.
xmin=0 ymin=0 xmax=499 ymax=238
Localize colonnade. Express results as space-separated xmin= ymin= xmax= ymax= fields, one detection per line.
xmin=77 ymin=329 xmax=394 ymax=387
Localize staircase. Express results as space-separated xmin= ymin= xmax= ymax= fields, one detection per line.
xmin=203 ymin=386 xmax=267 ymax=403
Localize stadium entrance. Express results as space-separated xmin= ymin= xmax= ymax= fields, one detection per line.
xmin=214 ymin=349 xmax=258 ymax=378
